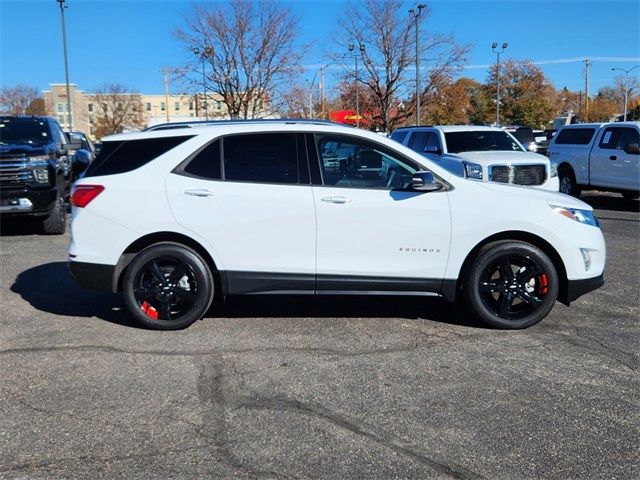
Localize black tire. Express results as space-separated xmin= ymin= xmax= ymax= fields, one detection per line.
xmin=41 ymin=192 xmax=67 ymax=235
xmin=558 ymin=168 xmax=581 ymax=197
xmin=463 ymin=241 xmax=559 ymax=329
xmin=123 ymin=243 xmax=214 ymax=330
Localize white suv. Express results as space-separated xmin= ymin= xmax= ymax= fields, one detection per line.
xmin=68 ymin=120 xmax=605 ymax=330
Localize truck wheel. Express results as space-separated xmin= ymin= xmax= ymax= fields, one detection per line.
xmin=123 ymin=243 xmax=215 ymax=330
xmin=558 ymin=168 xmax=581 ymax=197
xmin=463 ymin=241 xmax=559 ymax=329
xmin=41 ymin=193 xmax=67 ymax=235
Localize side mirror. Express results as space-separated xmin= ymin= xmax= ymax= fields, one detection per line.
xmin=65 ymin=132 xmax=83 ymax=151
xmin=424 ymin=145 xmax=442 ymax=155
xmin=412 ymin=171 xmax=442 ymax=192
xmin=624 ymin=142 xmax=639 ymax=155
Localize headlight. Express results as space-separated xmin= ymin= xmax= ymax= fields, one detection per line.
xmin=33 ymin=169 xmax=50 ymax=183
xmin=464 ymin=162 xmax=483 ymax=180
xmin=550 ymin=161 xmax=558 ymax=178
xmin=550 ymin=205 xmax=599 ymax=227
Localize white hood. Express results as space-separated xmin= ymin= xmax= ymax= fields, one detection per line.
xmin=476 ymin=180 xmax=592 ymax=210
xmin=446 ymin=150 xmax=549 ymax=166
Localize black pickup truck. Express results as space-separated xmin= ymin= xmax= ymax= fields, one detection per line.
xmin=0 ymin=116 xmax=83 ymax=234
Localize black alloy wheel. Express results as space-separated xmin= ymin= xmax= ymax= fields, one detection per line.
xmin=464 ymin=241 xmax=559 ymax=329
xmin=123 ymin=243 xmax=214 ymax=330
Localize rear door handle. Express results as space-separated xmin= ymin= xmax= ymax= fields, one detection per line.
xmin=184 ymin=188 xmax=215 ymax=197
xmin=321 ymin=195 xmax=351 ymax=204
xmin=609 ymin=155 xmax=617 ymax=160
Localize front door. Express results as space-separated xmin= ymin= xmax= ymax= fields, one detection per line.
xmin=311 ymin=133 xmax=451 ymax=294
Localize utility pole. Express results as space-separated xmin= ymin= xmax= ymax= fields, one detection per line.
xmin=320 ymin=65 xmax=325 ymax=119
xmin=584 ymin=58 xmax=590 ymax=122
xmin=409 ymin=5 xmax=425 ymax=126
xmin=162 ymin=66 xmax=170 ymax=123
xmin=348 ymin=44 xmax=365 ymax=128
xmin=56 ymin=0 xmax=73 ymax=132
xmin=491 ymin=42 xmax=508 ymax=126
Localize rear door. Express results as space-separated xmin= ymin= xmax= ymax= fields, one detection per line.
xmin=590 ymin=126 xmax=640 ymax=189
xmin=166 ymin=132 xmax=317 ymax=294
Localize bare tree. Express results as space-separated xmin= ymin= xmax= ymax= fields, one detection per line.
xmin=335 ymin=0 xmax=469 ymax=131
xmin=0 ymin=84 xmax=42 ymax=115
xmin=89 ymin=84 xmax=144 ymax=139
xmin=175 ymin=0 xmax=304 ymax=119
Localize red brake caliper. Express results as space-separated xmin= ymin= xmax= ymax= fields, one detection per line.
xmin=538 ymin=274 xmax=549 ymax=295
xmin=141 ymin=301 xmax=159 ymax=320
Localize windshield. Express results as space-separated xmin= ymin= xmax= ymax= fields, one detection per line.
xmin=0 ymin=117 xmax=51 ymax=145
xmin=444 ymin=130 xmax=523 ymax=153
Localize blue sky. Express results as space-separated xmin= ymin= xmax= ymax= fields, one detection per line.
xmin=1 ymin=0 xmax=639 ymax=97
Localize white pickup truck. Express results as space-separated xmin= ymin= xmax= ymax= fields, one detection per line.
xmin=390 ymin=125 xmax=559 ymax=191
xmin=548 ymin=122 xmax=640 ymax=199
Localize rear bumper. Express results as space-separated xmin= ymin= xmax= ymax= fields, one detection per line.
xmin=559 ymin=273 xmax=605 ymax=305
xmin=68 ymin=260 xmax=116 ymax=292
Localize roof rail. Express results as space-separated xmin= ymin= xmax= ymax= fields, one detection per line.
xmin=143 ymin=118 xmax=343 ymax=131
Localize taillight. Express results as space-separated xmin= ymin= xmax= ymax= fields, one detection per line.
xmin=71 ymin=185 xmax=105 ymax=208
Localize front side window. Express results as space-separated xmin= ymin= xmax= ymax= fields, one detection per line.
xmin=316 ymin=134 xmax=418 ymax=190
xmin=444 ymin=130 xmax=522 ymax=153
xmin=600 ymin=127 xmax=639 ymax=151
xmin=223 ymin=133 xmax=299 ymax=184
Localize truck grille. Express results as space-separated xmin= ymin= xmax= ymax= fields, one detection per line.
xmin=489 ymin=165 xmax=546 ymax=186
xmin=0 ymin=160 xmax=35 ymax=185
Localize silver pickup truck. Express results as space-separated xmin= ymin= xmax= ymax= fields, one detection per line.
xmin=548 ymin=122 xmax=640 ymax=199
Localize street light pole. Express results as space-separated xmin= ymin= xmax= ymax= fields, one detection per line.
xmin=348 ymin=44 xmax=365 ymax=128
xmin=491 ymin=42 xmax=508 ymax=126
xmin=56 ymin=0 xmax=73 ymax=132
xmin=612 ymin=65 xmax=640 ymax=121
xmin=193 ymin=46 xmax=212 ymax=121
xmin=409 ymin=4 xmax=425 ymax=126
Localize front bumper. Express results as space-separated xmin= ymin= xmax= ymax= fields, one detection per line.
xmin=0 ymin=186 xmax=57 ymax=216
xmin=559 ymin=273 xmax=605 ymax=305
xmin=68 ymin=260 xmax=116 ymax=292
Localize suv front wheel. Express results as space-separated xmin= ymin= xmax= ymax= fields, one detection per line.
xmin=123 ymin=243 xmax=214 ymax=330
xmin=463 ymin=241 xmax=559 ymax=329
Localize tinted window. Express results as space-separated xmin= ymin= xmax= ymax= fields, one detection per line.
xmin=425 ymin=132 xmax=441 ymax=152
xmin=223 ymin=133 xmax=298 ymax=184
xmin=182 ymin=140 xmax=221 ymax=179
xmin=509 ymin=128 xmax=534 ymax=145
xmin=84 ymin=136 xmax=193 ymax=177
xmin=316 ymin=134 xmax=418 ymax=190
xmin=444 ymin=130 xmax=522 ymax=153
xmin=0 ymin=117 xmax=52 ymax=145
xmin=554 ymin=128 xmax=596 ymax=145
xmin=390 ymin=130 xmax=408 ymax=144
xmin=409 ymin=131 xmax=429 ymax=152
xmin=599 ymin=127 xmax=639 ymax=150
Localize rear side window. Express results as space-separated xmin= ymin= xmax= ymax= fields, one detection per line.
xmin=390 ymin=130 xmax=408 ymax=144
xmin=223 ymin=133 xmax=299 ymax=184
xmin=554 ymin=128 xmax=596 ymax=145
xmin=181 ymin=140 xmax=221 ymax=179
xmin=84 ymin=136 xmax=193 ymax=177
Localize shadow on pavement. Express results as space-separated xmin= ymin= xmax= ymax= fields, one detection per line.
xmin=0 ymin=218 xmax=44 ymax=237
xmin=11 ymin=262 xmax=485 ymax=329
xmin=580 ymin=192 xmax=639 ymax=214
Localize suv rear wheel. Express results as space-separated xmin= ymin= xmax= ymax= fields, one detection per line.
xmin=123 ymin=243 xmax=214 ymax=330
xmin=463 ymin=241 xmax=559 ymax=329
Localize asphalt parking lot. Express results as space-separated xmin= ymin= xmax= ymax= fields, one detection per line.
xmin=0 ymin=192 xmax=638 ymax=480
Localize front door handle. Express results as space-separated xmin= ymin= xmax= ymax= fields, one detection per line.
xmin=321 ymin=195 xmax=351 ymax=204
xmin=184 ymin=188 xmax=215 ymax=197
xmin=609 ymin=155 xmax=617 ymax=160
